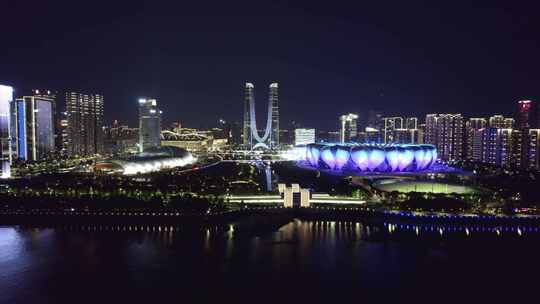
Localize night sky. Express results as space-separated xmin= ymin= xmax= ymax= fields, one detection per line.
xmin=1 ymin=1 xmax=539 ymax=130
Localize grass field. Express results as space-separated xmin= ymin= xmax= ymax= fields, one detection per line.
xmin=374 ymin=180 xmax=480 ymax=194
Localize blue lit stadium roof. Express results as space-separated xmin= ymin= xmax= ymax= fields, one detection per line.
xmin=300 ymin=143 xmax=437 ymax=173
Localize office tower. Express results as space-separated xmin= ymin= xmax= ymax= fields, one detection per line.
xmin=269 ymin=83 xmax=279 ymax=148
xmin=382 ymin=117 xmax=403 ymax=143
xmin=489 ymin=115 xmax=514 ymax=129
xmin=65 ymin=92 xmax=104 ymax=156
xmin=465 ymin=118 xmax=487 ymax=160
xmin=517 ymin=100 xmax=533 ymax=129
xmin=339 ymin=113 xmax=358 ymax=143
xmin=138 ymin=98 xmax=161 ymax=152
xmin=12 ymin=95 xmax=54 ymax=160
xmin=243 ymin=83 xmax=254 ymax=147
xmin=0 ymin=85 xmax=13 ymax=178
xmin=294 ymin=128 xmax=315 ymax=146
xmin=31 ymin=89 xmax=61 ymax=150
xmin=242 ymin=82 xmax=278 ymax=150
xmin=425 ymin=114 xmax=464 ymax=162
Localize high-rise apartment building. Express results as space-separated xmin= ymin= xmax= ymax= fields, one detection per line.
xmin=489 ymin=115 xmax=514 ymax=129
xmin=424 ymin=114 xmax=464 ymax=162
xmin=424 ymin=114 xmax=438 ymax=146
xmin=528 ymin=129 xmax=540 ymax=170
xmin=340 ymin=113 xmax=358 ymax=143
xmin=0 ymin=85 xmax=13 ymax=178
xmin=465 ymin=118 xmax=487 ymax=160
xmin=12 ymin=95 xmax=54 ymax=160
xmin=481 ymin=128 xmax=521 ymax=167
xmin=138 ymin=98 xmax=161 ymax=152
xmin=65 ymin=92 xmax=104 ymax=156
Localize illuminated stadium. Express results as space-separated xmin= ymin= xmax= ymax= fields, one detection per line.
xmin=95 ymin=146 xmax=195 ymax=175
xmin=298 ymin=143 xmax=438 ymax=173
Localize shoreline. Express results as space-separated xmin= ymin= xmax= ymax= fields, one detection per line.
xmin=2 ymin=206 xmax=539 ymax=227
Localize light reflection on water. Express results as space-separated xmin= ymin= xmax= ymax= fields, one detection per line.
xmin=1 ymin=220 xmax=540 ymax=303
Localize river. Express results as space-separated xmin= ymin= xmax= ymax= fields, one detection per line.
xmin=0 ymin=219 xmax=538 ymax=303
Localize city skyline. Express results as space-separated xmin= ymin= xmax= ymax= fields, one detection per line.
xmin=1 ymin=1 xmax=539 ymax=130
xmin=3 ymin=3 xmax=540 ymax=303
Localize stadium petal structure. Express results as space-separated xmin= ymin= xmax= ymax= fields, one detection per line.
xmin=300 ymin=143 xmax=437 ymax=172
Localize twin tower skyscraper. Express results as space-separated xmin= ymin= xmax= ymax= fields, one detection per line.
xmin=242 ymin=82 xmax=279 ymax=150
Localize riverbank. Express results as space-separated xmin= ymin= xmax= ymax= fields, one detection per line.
xmin=2 ymin=205 xmax=540 ymax=227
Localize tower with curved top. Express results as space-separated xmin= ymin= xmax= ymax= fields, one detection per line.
xmin=242 ymin=82 xmax=279 ymax=150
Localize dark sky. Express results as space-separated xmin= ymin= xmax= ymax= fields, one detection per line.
xmin=1 ymin=0 xmax=539 ymax=130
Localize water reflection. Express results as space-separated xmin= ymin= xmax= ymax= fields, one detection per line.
xmin=1 ymin=220 xmax=540 ymax=303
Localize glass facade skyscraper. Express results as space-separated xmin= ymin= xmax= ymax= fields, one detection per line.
xmin=12 ymin=96 xmax=54 ymax=160
xmin=269 ymin=83 xmax=279 ymax=148
xmin=138 ymin=98 xmax=161 ymax=152
xmin=0 ymin=85 xmax=13 ymax=178
xmin=242 ymin=82 xmax=280 ymax=150
xmin=243 ymin=83 xmax=254 ymax=147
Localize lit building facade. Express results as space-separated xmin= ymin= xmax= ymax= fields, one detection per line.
xmin=0 ymin=85 xmax=13 ymax=178
xmin=405 ymin=117 xmax=418 ymax=130
xmin=340 ymin=113 xmax=358 ymax=143
xmin=382 ymin=117 xmax=403 ymax=143
xmin=65 ymin=92 xmax=104 ymax=156
xmin=518 ymin=100 xmax=533 ymax=129
xmin=425 ymin=114 xmax=464 ymax=162
xmin=94 ymin=146 xmax=194 ymax=175
xmin=489 ymin=115 xmax=514 ymax=129
xmin=391 ymin=129 xmax=421 ymax=144
xmin=12 ymin=95 xmax=55 ymax=160
xmin=528 ymin=129 xmax=540 ymax=170
xmin=481 ymin=128 xmax=521 ymax=167
xmin=138 ymin=98 xmax=161 ymax=152
xmin=294 ymin=128 xmax=315 ymax=146
xmin=242 ymin=82 xmax=280 ymax=150
xmin=242 ymin=83 xmax=254 ymax=147
xmin=465 ymin=118 xmax=487 ymax=160
xmin=424 ymin=114 xmax=438 ymax=146
xmin=161 ymin=130 xmax=212 ymax=154
xmin=269 ymin=83 xmax=279 ymax=148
